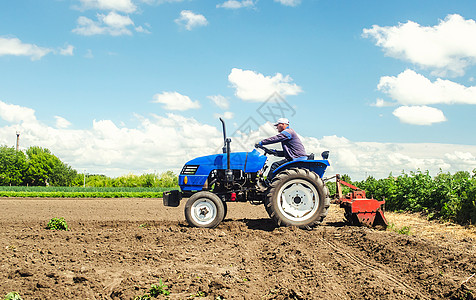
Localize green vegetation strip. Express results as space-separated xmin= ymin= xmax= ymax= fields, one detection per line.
xmin=0 ymin=186 xmax=178 ymax=198
xmin=0 ymin=186 xmax=171 ymax=192
xmin=0 ymin=187 xmax=178 ymax=198
xmin=0 ymin=191 xmax=165 ymax=198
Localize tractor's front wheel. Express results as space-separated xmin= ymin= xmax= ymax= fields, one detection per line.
xmin=185 ymin=191 xmax=225 ymax=228
xmin=265 ymin=168 xmax=330 ymax=229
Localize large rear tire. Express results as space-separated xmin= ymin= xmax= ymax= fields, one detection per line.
xmin=185 ymin=192 xmax=225 ymax=228
xmin=265 ymin=168 xmax=330 ymax=229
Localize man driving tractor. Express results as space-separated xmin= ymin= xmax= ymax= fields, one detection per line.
xmin=255 ymin=118 xmax=308 ymax=175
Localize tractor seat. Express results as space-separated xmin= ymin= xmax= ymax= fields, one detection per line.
xmin=308 ymin=151 xmax=329 ymax=160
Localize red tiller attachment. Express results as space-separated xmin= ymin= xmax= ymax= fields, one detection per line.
xmin=335 ymin=174 xmax=388 ymax=228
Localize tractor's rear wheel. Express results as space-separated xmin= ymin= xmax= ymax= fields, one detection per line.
xmin=265 ymin=168 xmax=330 ymax=229
xmin=185 ymin=191 xmax=225 ymax=228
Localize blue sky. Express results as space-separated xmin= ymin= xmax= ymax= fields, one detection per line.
xmin=1 ymin=0 xmax=476 ymax=179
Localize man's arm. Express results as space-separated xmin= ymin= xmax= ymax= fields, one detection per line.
xmin=254 ymin=144 xmax=284 ymax=157
xmin=259 ymin=130 xmax=292 ymax=146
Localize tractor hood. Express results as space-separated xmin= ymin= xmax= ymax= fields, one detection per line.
xmin=178 ymin=149 xmax=266 ymax=191
xmin=184 ymin=149 xmax=266 ymax=173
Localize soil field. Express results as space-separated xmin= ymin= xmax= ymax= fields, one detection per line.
xmin=0 ymin=198 xmax=475 ymax=300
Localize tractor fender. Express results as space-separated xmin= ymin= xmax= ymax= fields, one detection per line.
xmin=271 ymin=159 xmax=330 ymax=180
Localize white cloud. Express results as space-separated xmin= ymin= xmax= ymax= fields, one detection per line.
xmin=392 ymin=105 xmax=446 ymax=125
xmin=78 ymin=0 xmax=137 ymax=13
xmin=208 ymin=95 xmax=230 ymax=109
xmin=73 ymin=12 xmax=135 ymax=36
xmin=363 ymin=14 xmax=476 ymax=77
xmin=378 ymin=69 xmax=476 ymax=105
xmin=141 ymin=0 xmax=185 ymax=3
xmin=55 ymin=116 xmax=72 ymax=129
xmin=0 ymin=100 xmax=221 ymax=176
xmin=274 ymin=0 xmax=301 ymax=7
xmin=134 ymin=25 xmax=151 ymax=34
xmin=59 ymin=44 xmax=74 ymax=56
xmin=216 ymin=0 xmax=255 ymax=9
xmin=214 ymin=111 xmax=234 ymax=120
xmin=175 ymin=10 xmax=208 ymax=31
xmin=0 ymin=37 xmax=52 ymax=60
xmin=0 ymin=37 xmax=75 ymax=60
xmin=371 ymin=98 xmax=395 ymax=107
xmin=448 ymin=151 xmax=474 ymax=161
xmin=1 ymin=100 xmax=475 ymax=179
xmin=0 ymin=101 xmax=37 ymax=124
xmin=152 ymin=91 xmax=200 ymax=111
xmin=103 ymin=11 xmax=134 ymax=27
xmin=85 ymin=49 xmax=94 ymax=58
xmin=228 ymin=68 xmax=302 ymax=102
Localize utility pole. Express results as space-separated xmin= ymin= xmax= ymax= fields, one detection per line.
xmin=15 ymin=131 xmax=20 ymax=151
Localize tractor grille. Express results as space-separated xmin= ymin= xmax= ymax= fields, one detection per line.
xmin=181 ymin=165 xmax=199 ymax=175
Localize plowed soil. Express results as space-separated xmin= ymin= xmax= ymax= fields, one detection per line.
xmin=0 ymin=197 xmax=475 ymax=300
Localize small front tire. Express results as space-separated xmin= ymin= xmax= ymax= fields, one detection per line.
xmin=185 ymin=192 xmax=225 ymax=228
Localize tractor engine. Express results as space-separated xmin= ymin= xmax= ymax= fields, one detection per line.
xmin=206 ymin=169 xmax=263 ymax=202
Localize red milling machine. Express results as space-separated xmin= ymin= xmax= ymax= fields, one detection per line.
xmin=334 ymin=174 xmax=388 ymax=228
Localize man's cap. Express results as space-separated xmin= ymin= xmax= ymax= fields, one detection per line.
xmin=273 ymin=118 xmax=289 ymax=126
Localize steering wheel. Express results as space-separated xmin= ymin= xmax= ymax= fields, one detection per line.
xmin=255 ymin=144 xmax=275 ymax=156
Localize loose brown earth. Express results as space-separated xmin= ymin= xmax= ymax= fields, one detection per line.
xmin=0 ymin=198 xmax=475 ymax=300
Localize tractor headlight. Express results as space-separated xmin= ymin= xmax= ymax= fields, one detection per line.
xmin=184 ymin=176 xmax=188 ymax=185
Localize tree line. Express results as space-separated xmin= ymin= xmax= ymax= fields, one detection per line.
xmin=0 ymin=146 xmax=77 ymax=186
xmin=0 ymin=145 xmax=178 ymax=187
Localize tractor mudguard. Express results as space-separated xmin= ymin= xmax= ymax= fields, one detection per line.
xmin=271 ymin=159 xmax=330 ymax=180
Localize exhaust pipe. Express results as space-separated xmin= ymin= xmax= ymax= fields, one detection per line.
xmin=219 ymin=118 xmax=233 ymax=182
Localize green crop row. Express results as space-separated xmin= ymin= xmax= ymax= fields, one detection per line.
xmin=0 ymin=186 xmax=172 ymax=193
xmin=0 ymin=191 xmax=166 ymax=198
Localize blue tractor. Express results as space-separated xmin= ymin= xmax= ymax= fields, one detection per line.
xmin=163 ymin=118 xmax=331 ymax=229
